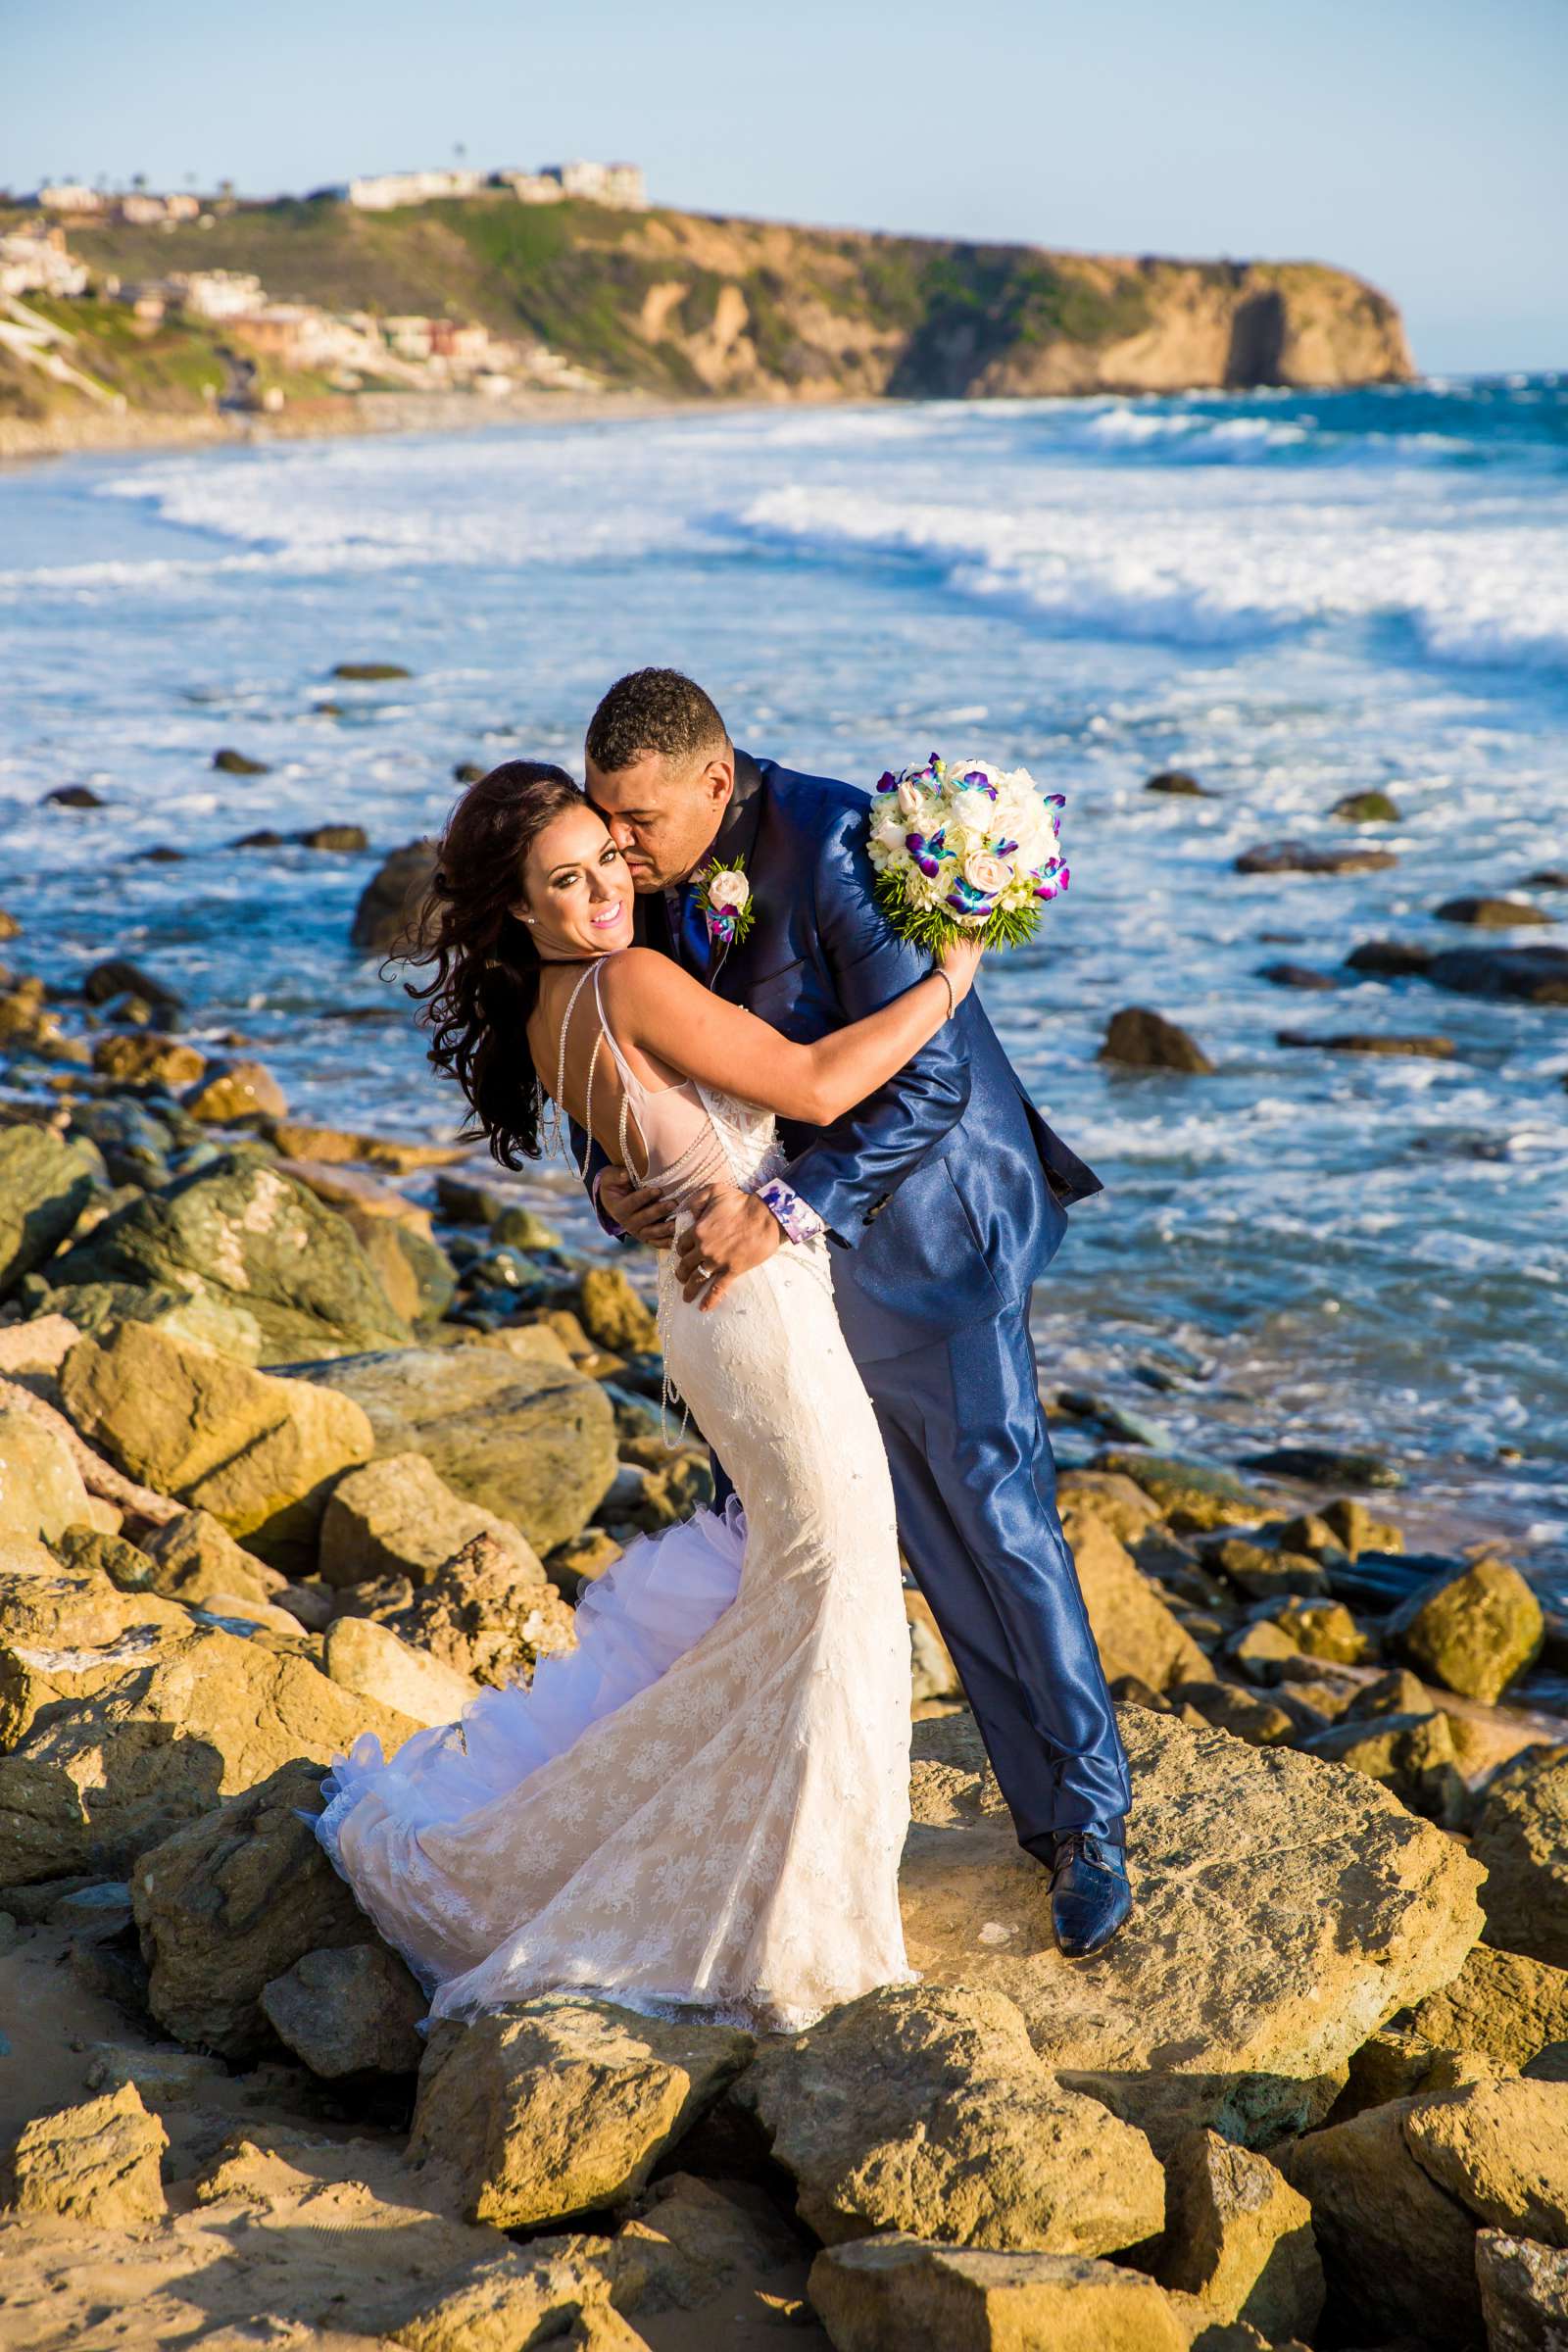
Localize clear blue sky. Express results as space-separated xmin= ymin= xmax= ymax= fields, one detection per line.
xmin=6 ymin=0 xmax=1563 ymax=372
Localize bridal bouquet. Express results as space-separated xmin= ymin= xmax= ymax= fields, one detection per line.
xmin=868 ymin=753 xmax=1068 ymax=951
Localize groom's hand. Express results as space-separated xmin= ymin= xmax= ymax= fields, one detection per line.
xmin=598 ymin=1168 xmax=678 ymax=1249
xmin=676 ymin=1186 xmax=781 ymax=1310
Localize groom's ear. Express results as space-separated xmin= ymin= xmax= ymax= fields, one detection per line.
xmin=702 ymin=750 xmax=735 ymax=811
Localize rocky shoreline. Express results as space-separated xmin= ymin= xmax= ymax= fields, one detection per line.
xmin=3 ymin=860 xmax=1568 ymax=2348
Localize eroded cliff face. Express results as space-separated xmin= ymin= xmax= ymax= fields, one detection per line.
xmin=600 ymin=214 xmax=1415 ymax=400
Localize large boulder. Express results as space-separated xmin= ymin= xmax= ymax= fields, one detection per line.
xmin=0 ymin=1124 xmax=97 ymax=1295
xmin=735 ymin=1981 xmax=1164 ymax=2255
xmin=368 ymin=1530 xmax=578 ymax=1689
xmin=1387 ymin=1556 xmax=1544 ymax=1703
xmin=139 ymin=1507 xmax=286 ymax=1609
xmin=259 ymin=1942 xmax=426 ymax=2078
xmin=131 ymin=1759 xmax=381 ymax=2058
xmin=1423 ymin=945 xmax=1568 ymax=1004
xmin=808 ymin=2237 xmax=1187 ymax=2352
xmin=0 ymin=1404 xmax=95 ymax=1543
xmin=323 ymin=1614 xmax=480 ymax=1727
xmin=1477 ymin=2229 xmax=1568 ymax=2352
xmin=351 ymin=838 xmax=438 ymax=955
xmin=1098 ymin=1007 xmax=1214 ymax=1074
xmin=29 ymin=1275 xmax=269 ymax=1363
xmin=318 ymin=1449 xmax=547 ymax=1589
xmin=48 ymin=1154 xmax=412 ymax=1362
xmin=1471 ymin=1746 xmax=1568 ymax=1968
xmin=900 ymin=1706 xmax=1485 ymax=2146
xmin=2 ymin=2082 xmax=167 ymax=2224
xmin=283 ymin=1345 xmax=616 ymax=1555
xmin=1062 ymin=1502 xmax=1209 ymax=1692
xmin=58 ymin=1321 xmax=374 ymax=1570
xmin=408 ymin=1997 xmax=754 ymax=2229
xmin=1283 ymin=2095 xmax=1482 ymax=2346
xmin=1406 ymin=1944 xmax=1568 ymax=2073
xmin=1405 ymin=2076 xmax=1568 ymax=2245
xmin=0 ymin=1564 xmax=414 ymax=1886
xmin=1154 ymin=2127 xmax=1324 ymax=2341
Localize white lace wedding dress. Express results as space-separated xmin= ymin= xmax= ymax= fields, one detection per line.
xmin=315 ymin=957 xmax=913 ymax=2032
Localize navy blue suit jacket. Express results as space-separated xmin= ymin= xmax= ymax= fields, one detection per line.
xmin=583 ymin=751 xmax=1101 ymax=1361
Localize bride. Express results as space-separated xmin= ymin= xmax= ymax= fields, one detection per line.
xmin=315 ymin=760 xmax=983 ymax=2032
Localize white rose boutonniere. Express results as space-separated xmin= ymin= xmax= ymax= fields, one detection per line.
xmin=694 ymin=857 xmax=757 ymax=956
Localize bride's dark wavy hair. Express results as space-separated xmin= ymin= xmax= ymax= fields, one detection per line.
xmin=403 ymin=760 xmax=585 ymax=1167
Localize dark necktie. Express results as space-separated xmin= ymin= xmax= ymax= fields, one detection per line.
xmin=666 ymin=881 xmax=713 ymax=982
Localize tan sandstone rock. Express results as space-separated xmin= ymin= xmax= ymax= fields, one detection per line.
xmin=900 ymin=1705 xmax=1485 ymax=2146
xmin=1408 ymin=1944 xmax=1568 ymax=2074
xmin=576 ymin=1266 xmax=660 ymax=1356
xmin=1471 ymin=1746 xmax=1568 ymax=1969
xmin=371 ymin=1529 xmax=578 ymax=1689
xmin=323 ymin=1613 xmax=480 ymax=1726
xmin=138 ymin=1505 xmax=286 ymax=1607
xmin=59 ymin=1320 xmax=374 ymax=1570
xmin=0 ymin=1585 xmax=414 ymax=1885
xmin=130 ymin=1759 xmax=390 ymax=2059
xmin=318 ymin=1447 xmax=548 ymax=1589
xmin=808 ymin=2234 xmax=1187 ymax=2352
xmin=3 ymin=2081 xmax=167 ymax=2225
xmin=1476 ymin=2228 xmax=1568 ymax=2352
xmin=1405 ymin=2075 xmax=1568 ymax=2245
xmin=282 ymin=1343 xmax=617 ymax=1555
xmin=0 ymin=1404 xmax=97 ymax=1544
xmin=384 ymin=2237 xmax=635 ymax=2352
xmin=1389 ymin=1556 xmax=1544 ymax=1703
xmin=1154 ymin=2127 xmax=1324 ymax=2340
xmin=1283 ymin=2095 xmax=1481 ymax=2346
xmin=408 ymin=1997 xmax=754 ymax=2229
xmin=1061 ymin=1502 xmax=1209 ymax=1692
xmin=613 ymin=2171 xmax=803 ymax=2313
xmin=737 ymin=1981 xmax=1164 ymax=2254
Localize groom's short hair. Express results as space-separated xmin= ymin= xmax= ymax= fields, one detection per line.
xmin=587 ymin=668 xmax=729 ymax=774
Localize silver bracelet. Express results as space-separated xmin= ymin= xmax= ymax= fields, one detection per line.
xmin=934 ymin=969 xmax=956 ymax=1021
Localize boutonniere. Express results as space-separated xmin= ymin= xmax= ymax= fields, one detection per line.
xmin=695 ymin=856 xmax=756 ymax=956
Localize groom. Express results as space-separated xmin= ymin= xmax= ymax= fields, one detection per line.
xmin=580 ymin=668 xmax=1132 ymax=1957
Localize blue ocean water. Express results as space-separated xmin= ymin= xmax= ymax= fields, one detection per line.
xmin=2 ymin=378 xmax=1566 ymax=1593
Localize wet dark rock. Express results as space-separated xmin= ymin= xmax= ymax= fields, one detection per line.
xmin=1330 ymin=789 xmax=1401 ymax=822
xmin=232 ymin=829 xmax=285 ymax=850
xmin=1435 ymin=894 xmax=1554 ymax=929
xmin=1258 ymin=963 xmax=1340 ymax=990
xmin=1424 ymin=946 xmax=1568 ymax=1004
xmin=1347 ymin=939 xmax=1435 ymax=977
xmin=42 ymin=784 xmax=105 ymax=808
xmin=331 ymin=662 xmax=411 ymax=681
xmin=1242 ymin=1444 xmax=1404 ymax=1491
xmin=1276 ymin=1030 xmax=1457 ymax=1059
xmin=212 ymin=748 xmax=270 ymax=776
xmin=1144 ymin=769 xmax=1211 ymax=796
xmin=1236 ymin=839 xmax=1398 ymax=876
xmin=82 ymin=960 xmax=184 ymax=1024
xmin=435 ymin=1172 xmax=514 ymax=1225
xmin=129 ymin=845 xmax=185 ymax=863
xmin=294 ymin=825 xmax=369 ymax=854
xmin=1526 ymin=868 xmax=1568 ymax=890
xmin=351 ymin=839 xmax=438 ymax=956
xmin=453 ymin=761 xmax=487 ymax=783
xmin=1099 ymin=1007 xmax=1215 ymax=1074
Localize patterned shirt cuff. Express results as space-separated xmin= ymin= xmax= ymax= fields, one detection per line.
xmin=752 ymin=1176 xmax=827 ymax=1247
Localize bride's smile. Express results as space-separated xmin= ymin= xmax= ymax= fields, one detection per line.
xmin=515 ymin=804 xmax=636 ymax=961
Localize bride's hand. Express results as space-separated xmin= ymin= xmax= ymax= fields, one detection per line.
xmin=938 ymin=934 xmax=984 ymax=1003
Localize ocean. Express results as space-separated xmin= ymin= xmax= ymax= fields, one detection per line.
xmin=3 ymin=377 xmax=1566 ymax=1617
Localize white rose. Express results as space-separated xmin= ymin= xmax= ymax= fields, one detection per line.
xmin=963 ymin=850 xmax=1010 ymax=897
xmin=707 ymin=869 xmax=750 ymax=912
xmin=950 ymin=786 xmax=998 ymax=835
xmin=897 ymin=778 xmax=922 ymax=817
xmin=871 ymin=814 xmax=907 ymax=856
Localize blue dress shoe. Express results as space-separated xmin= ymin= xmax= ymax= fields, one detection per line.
xmin=1046 ymin=1830 xmax=1131 ymax=1959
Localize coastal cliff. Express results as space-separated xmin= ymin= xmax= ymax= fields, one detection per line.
xmin=1 ymin=193 xmax=1413 ymax=456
